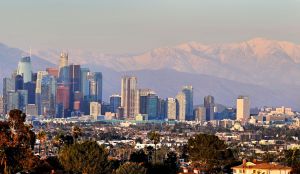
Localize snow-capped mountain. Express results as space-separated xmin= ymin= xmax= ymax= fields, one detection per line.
xmin=34 ymin=38 xmax=300 ymax=87
xmin=2 ymin=38 xmax=300 ymax=109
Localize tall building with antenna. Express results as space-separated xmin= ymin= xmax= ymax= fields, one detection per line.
xmin=59 ymin=52 xmax=68 ymax=70
xmin=58 ymin=52 xmax=69 ymax=83
xmin=17 ymin=57 xmax=32 ymax=83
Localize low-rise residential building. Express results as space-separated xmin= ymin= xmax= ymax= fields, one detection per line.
xmin=232 ymin=161 xmax=292 ymax=174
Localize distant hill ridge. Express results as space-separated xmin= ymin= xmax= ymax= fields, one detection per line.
xmin=1 ymin=38 xmax=300 ymax=109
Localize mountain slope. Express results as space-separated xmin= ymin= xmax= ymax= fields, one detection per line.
xmin=2 ymin=39 xmax=300 ymax=109
xmin=100 ymin=68 xmax=300 ymax=109
xmin=34 ymin=38 xmax=300 ymax=87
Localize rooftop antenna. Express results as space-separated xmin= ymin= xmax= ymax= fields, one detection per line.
xmin=29 ymin=47 xmax=32 ymax=57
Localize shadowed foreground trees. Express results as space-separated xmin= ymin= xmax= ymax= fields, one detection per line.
xmin=147 ymin=131 xmax=161 ymax=163
xmin=58 ymin=141 xmax=111 ymax=174
xmin=115 ymin=162 xmax=147 ymax=174
xmin=0 ymin=109 xmax=38 ymax=174
xmin=188 ymin=133 xmax=236 ymax=173
xmin=283 ymin=148 xmax=300 ymax=174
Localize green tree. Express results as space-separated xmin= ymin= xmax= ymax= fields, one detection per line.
xmin=71 ymin=125 xmax=82 ymax=143
xmin=130 ymin=149 xmax=148 ymax=164
xmin=0 ymin=109 xmax=38 ymax=174
xmin=147 ymin=131 xmax=161 ymax=163
xmin=187 ymin=133 xmax=235 ymax=172
xmin=115 ymin=162 xmax=147 ymax=174
xmin=58 ymin=141 xmax=111 ymax=174
xmin=164 ymin=151 xmax=178 ymax=174
xmin=283 ymin=148 xmax=300 ymax=173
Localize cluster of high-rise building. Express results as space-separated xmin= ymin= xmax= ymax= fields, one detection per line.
xmin=1 ymin=54 xmax=252 ymax=122
xmin=2 ymin=53 xmax=103 ymax=118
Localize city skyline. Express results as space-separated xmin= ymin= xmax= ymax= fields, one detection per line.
xmin=1 ymin=1 xmax=300 ymax=174
xmin=1 ymin=54 xmax=254 ymax=122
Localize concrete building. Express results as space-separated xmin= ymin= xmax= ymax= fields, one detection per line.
xmin=3 ymin=77 xmax=14 ymax=114
xmin=26 ymin=104 xmax=38 ymax=116
xmin=0 ymin=96 xmax=4 ymax=115
xmin=194 ymin=106 xmax=206 ymax=123
xmin=236 ymin=96 xmax=250 ymax=122
xmin=166 ymin=98 xmax=176 ymax=120
xmin=90 ymin=102 xmax=101 ymax=120
xmin=35 ymin=71 xmax=48 ymax=94
xmin=176 ymin=92 xmax=186 ymax=121
xmin=121 ymin=76 xmax=139 ymax=119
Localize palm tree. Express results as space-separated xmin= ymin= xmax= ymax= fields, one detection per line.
xmin=71 ymin=125 xmax=82 ymax=143
xmin=148 ymin=131 xmax=161 ymax=164
xmin=37 ymin=130 xmax=47 ymax=157
xmin=52 ymin=133 xmax=65 ymax=153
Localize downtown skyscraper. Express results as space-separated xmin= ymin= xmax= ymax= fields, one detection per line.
xmin=182 ymin=85 xmax=193 ymax=120
xmin=176 ymin=92 xmax=186 ymax=121
xmin=58 ymin=52 xmax=69 ymax=83
xmin=121 ymin=76 xmax=139 ymax=119
xmin=17 ymin=57 xmax=32 ymax=83
xmin=204 ymin=95 xmax=215 ymax=121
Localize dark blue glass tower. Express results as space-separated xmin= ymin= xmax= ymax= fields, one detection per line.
xmin=110 ymin=95 xmax=121 ymax=113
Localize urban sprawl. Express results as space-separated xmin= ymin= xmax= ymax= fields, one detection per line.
xmin=1 ymin=54 xmax=300 ymax=174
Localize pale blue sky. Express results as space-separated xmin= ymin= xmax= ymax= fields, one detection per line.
xmin=0 ymin=0 xmax=299 ymax=53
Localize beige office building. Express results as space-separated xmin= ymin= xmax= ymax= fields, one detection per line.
xmin=90 ymin=102 xmax=101 ymax=120
xmin=236 ymin=96 xmax=250 ymax=122
xmin=166 ymin=98 xmax=176 ymax=120
xmin=194 ymin=106 xmax=206 ymax=123
xmin=121 ymin=76 xmax=139 ymax=119
xmin=176 ymin=92 xmax=186 ymax=121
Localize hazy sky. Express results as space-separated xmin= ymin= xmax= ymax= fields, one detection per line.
xmin=0 ymin=0 xmax=299 ymax=54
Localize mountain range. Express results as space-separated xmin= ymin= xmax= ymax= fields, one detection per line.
xmin=1 ymin=38 xmax=300 ymax=109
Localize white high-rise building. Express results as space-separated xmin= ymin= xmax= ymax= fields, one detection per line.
xmin=121 ymin=76 xmax=139 ymax=119
xmin=17 ymin=57 xmax=32 ymax=83
xmin=166 ymin=98 xmax=176 ymax=120
xmin=35 ymin=71 xmax=48 ymax=94
xmin=236 ymin=96 xmax=250 ymax=122
xmin=90 ymin=102 xmax=101 ymax=120
xmin=176 ymin=92 xmax=186 ymax=121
